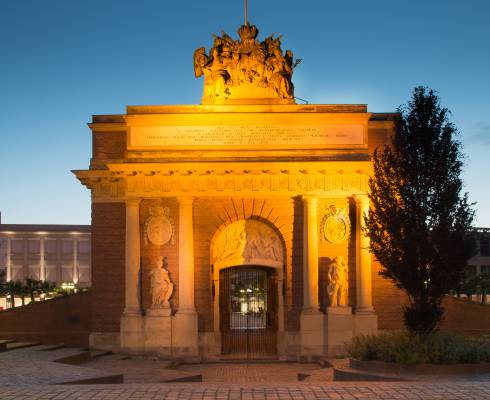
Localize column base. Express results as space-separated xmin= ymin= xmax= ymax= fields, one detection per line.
xmin=145 ymin=308 xmax=172 ymax=357
xmin=300 ymin=308 xmax=326 ymax=359
xmin=120 ymin=312 xmax=145 ymax=354
xmin=172 ymin=311 xmax=199 ymax=359
xmin=325 ymin=306 xmax=354 ymax=357
xmin=353 ymin=309 xmax=378 ymax=336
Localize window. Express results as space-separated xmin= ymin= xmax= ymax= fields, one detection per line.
xmin=45 ymin=239 xmax=57 ymax=254
xmin=61 ymin=239 xmax=73 ymax=254
xmin=11 ymin=239 xmax=24 ymax=254
xmin=77 ymin=240 xmax=90 ymax=254
xmin=480 ymin=236 xmax=490 ymax=256
xmin=481 ymin=265 xmax=490 ymax=274
xmin=28 ymin=239 xmax=40 ymax=254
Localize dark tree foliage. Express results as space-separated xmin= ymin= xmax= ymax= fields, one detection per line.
xmin=366 ymin=87 xmax=475 ymax=334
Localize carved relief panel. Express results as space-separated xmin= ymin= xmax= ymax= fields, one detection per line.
xmin=144 ymin=206 xmax=175 ymax=246
xmin=212 ymin=219 xmax=284 ymax=269
xmin=321 ymin=204 xmax=350 ymax=244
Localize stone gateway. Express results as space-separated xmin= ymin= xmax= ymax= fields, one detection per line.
xmin=74 ymin=23 xmax=398 ymax=360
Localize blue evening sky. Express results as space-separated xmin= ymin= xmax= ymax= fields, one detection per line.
xmin=1 ymin=0 xmax=489 ymax=225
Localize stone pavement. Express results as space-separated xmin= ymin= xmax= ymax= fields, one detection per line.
xmin=2 ymin=382 xmax=490 ymax=400
xmin=176 ymin=362 xmax=334 ymax=383
xmin=2 ymin=346 xmax=490 ymax=399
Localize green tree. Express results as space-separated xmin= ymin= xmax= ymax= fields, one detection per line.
xmin=4 ymin=280 xmax=22 ymax=308
xmin=366 ymin=87 xmax=475 ymax=334
xmin=24 ymin=278 xmax=42 ymax=303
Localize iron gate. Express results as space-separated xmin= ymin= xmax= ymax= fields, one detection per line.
xmin=220 ymin=266 xmax=278 ymax=358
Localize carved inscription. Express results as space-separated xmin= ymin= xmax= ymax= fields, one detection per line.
xmin=129 ymin=124 xmax=365 ymax=149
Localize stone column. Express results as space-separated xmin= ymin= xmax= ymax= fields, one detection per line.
xmin=300 ymin=196 xmax=326 ymax=358
xmin=302 ymin=196 xmax=319 ymax=313
xmin=120 ymin=198 xmax=144 ymax=353
xmin=172 ymin=197 xmax=199 ymax=359
xmin=72 ymin=238 xmax=78 ymax=285
xmin=6 ymin=237 xmax=11 ymax=282
xmin=39 ymin=237 xmax=45 ymax=282
xmin=353 ymin=194 xmax=374 ymax=312
xmin=353 ymin=194 xmax=377 ymax=336
xmin=177 ymin=197 xmax=196 ymax=314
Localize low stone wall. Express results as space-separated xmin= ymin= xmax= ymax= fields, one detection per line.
xmin=349 ymin=358 xmax=490 ymax=375
xmin=0 ymin=291 xmax=92 ymax=346
xmin=439 ymin=296 xmax=490 ymax=334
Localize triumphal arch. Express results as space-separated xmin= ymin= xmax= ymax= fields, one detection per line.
xmin=75 ymin=23 xmax=395 ymax=360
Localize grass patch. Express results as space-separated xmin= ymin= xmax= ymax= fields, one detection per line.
xmin=346 ymin=331 xmax=490 ymax=365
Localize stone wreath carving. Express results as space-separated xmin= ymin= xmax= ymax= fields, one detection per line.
xmin=322 ymin=205 xmax=350 ymax=244
xmin=144 ymin=206 xmax=174 ymax=246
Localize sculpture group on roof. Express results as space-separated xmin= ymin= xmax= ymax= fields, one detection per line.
xmin=193 ymin=24 xmax=299 ymax=101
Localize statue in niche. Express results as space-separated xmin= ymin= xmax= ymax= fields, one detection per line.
xmin=327 ymin=256 xmax=349 ymax=307
xmin=193 ymin=23 xmax=299 ymax=102
xmin=148 ymin=256 xmax=173 ymax=309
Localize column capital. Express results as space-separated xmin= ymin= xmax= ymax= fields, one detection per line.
xmin=125 ymin=198 xmax=141 ymax=206
xmin=177 ymin=196 xmax=195 ymax=205
xmin=302 ymin=195 xmax=318 ymax=206
xmin=353 ymin=193 xmax=369 ymax=206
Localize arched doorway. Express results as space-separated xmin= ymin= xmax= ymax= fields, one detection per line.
xmin=211 ymin=219 xmax=285 ymax=359
xmin=220 ymin=266 xmax=277 ymax=358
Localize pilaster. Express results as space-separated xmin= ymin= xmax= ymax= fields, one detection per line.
xmin=300 ymin=195 xmax=325 ymax=358
xmin=120 ymin=198 xmax=144 ymax=353
xmin=353 ymin=194 xmax=377 ymax=336
xmin=173 ymin=196 xmax=199 ymax=359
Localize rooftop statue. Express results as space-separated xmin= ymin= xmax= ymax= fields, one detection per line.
xmin=193 ymin=24 xmax=299 ymax=104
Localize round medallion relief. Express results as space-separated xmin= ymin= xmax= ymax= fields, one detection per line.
xmin=146 ymin=215 xmax=173 ymax=246
xmin=323 ymin=214 xmax=348 ymax=243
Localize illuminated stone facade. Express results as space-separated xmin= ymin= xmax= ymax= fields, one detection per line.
xmin=74 ymin=25 xmax=397 ymax=360
xmin=0 ymin=224 xmax=91 ymax=308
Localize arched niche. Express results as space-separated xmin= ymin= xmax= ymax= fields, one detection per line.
xmin=210 ymin=219 xmax=286 ymax=339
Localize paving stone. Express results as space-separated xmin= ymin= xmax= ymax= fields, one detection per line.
xmin=2 ymin=347 xmax=490 ymax=399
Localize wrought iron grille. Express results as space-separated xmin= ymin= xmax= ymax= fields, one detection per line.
xmin=220 ymin=266 xmax=277 ymax=358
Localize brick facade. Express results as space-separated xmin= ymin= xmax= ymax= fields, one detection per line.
xmin=0 ymin=291 xmax=92 ymax=346
xmin=91 ymin=202 xmax=125 ymax=333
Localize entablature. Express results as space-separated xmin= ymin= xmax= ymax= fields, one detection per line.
xmin=73 ymin=161 xmax=372 ymax=202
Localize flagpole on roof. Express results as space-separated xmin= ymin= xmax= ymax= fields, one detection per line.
xmin=244 ymin=0 xmax=248 ymax=25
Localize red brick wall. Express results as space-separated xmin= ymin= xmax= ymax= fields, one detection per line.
xmin=91 ymin=202 xmax=125 ymax=333
xmin=372 ymin=260 xmax=409 ymax=330
xmin=440 ymin=296 xmax=490 ymax=334
xmin=0 ymin=291 xmax=92 ymax=346
xmin=91 ymin=131 xmax=126 ymax=169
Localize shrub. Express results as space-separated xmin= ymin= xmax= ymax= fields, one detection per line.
xmin=346 ymin=331 xmax=490 ymax=365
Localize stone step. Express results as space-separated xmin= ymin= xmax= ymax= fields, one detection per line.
xmin=333 ymin=367 xmax=413 ymax=382
xmin=55 ymin=374 xmax=124 ymax=385
xmin=54 ymin=349 xmax=112 ymax=365
xmin=37 ymin=344 xmax=66 ymax=351
xmin=0 ymin=339 xmax=17 ymax=352
xmin=89 ymin=350 xmax=112 ymax=361
xmin=6 ymin=342 xmax=40 ymax=351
